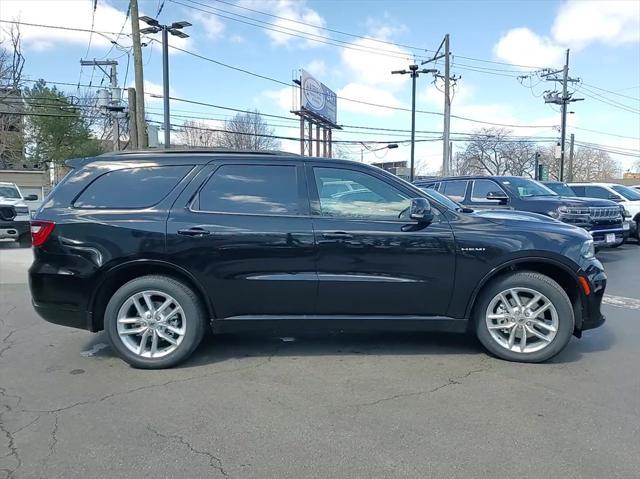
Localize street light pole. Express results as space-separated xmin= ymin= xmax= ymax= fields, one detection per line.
xmin=392 ymin=65 xmax=437 ymax=182
xmin=161 ymin=26 xmax=170 ymax=149
xmin=139 ymin=17 xmax=191 ymax=149
xmin=360 ymin=143 xmax=399 ymax=163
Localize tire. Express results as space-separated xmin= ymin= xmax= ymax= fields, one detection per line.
xmin=475 ymin=271 xmax=574 ymax=363
xmin=18 ymin=233 xmax=31 ymax=248
xmin=104 ymin=275 xmax=206 ymax=369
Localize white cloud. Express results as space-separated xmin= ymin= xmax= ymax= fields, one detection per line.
xmin=364 ymin=14 xmax=408 ymax=42
xmin=229 ymin=34 xmax=246 ymax=44
xmin=262 ymin=87 xmax=294 ymax=111
xmin=341 ymin=38 xmax=412 ymax=89
xmin=552 ymin=0 xmax=640 ymax=48
xmin=239 ymin=0 xmax=327 ymax=48
xmin=337 ymin=83 xmax=403 ymax=117
xmin=494 ymin=1 xmax=640 ymax=68
xmin=0 ymin=0 xmax=191 ymax=53
xmin=494 ymin=28 xmax=565 ymax=68
xmin=306 ymin=59 xmax=327 ymax=77
xmin=198 ymin=13 xmax=226 ymax=40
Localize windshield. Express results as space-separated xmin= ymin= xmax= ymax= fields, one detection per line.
xmin=545 ymin=183 xmax=576 ymax=197
xmin=611 ymin=185 xmax=640 ymax=201
xmin=501 ymin=178 xmax=557 ymax=198
xmin=420 ymin=187 xmax=464 ymax=211
xmin=0 ymin=186 xmax=20 ymax=199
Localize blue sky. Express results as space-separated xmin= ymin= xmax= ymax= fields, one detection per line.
xmin=1 ymin=0 xmax=639 ymax=172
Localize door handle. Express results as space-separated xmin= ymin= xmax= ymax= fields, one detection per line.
xmin=322 ymin=232 xmax=353 ymax=240
xmin=177 ymin=227 xmax=211 ymax=237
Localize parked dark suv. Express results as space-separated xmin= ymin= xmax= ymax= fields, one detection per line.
xmin=30 ymin=151 xmax=606 ymax=368
xmin=416 ymin=176 xmax=625 ymax=248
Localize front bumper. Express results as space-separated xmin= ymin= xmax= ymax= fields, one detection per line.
xmin=590 ymin=227 xmax=625 ymax=247
xmin=579 ymin=261 xmax=607 ymax=331
xmin=0 ymin=220 xmax=29 ymax=240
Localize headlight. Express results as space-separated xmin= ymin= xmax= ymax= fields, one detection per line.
xmin=621 ymin=206 xmax=631 ymax=218
xmin=14 ymin=206 xmax=29 ymax=215
xmin=548 ymin=209 xmax=561 ymax=218
xmin=580 ymin=239 xmax=595 ymax=259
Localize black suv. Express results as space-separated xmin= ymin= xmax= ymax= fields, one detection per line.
xmin=416 ymin=176 xmax=625 ymax=248
xmin=30 ymin=151 xmax=606 ymax=368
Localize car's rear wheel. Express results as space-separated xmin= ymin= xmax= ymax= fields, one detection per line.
xmin=475 ymin=271 xmax=574 ymax=363
xmin=104 ymin=275 xmax=206 ymax=368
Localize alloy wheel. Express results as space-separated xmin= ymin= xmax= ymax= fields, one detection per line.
xmin=485 ymin=287 xmax=559 ymax=354
xmin=116 ymin=290 xmax=186 ymax=358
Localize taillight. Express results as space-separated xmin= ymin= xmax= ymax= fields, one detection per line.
xmin=30 ymin=221 xmax=55 ymax=247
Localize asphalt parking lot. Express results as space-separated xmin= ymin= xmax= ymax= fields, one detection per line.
xmin=1 ymin=241 xmax=639 ymax=479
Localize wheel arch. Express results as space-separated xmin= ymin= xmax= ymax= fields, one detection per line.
xmin=89 ymin=259 xmax=214 ymax=332
xmin=465 ymin=256 xmax=586 ymax=332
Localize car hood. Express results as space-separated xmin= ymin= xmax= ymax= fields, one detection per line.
xmin=469 ymin=208 xmax=591 ymax=246
xmin=555 ymin=196 xmax=619 ymax=207
xmin=0 ymin=197 xmax=26 ymax=207
xmin=472 ymin=208 xmax=561 ymax=224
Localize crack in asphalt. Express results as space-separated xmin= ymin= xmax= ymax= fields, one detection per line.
xmin=23 ymin=354 xmax=277 ymax=416
xmin=0 ymin=330 xmax=17 ymax=361
xmin=147 ymin=426 xmax=229 ymax=478
xmin=0 ymin=387 xmax=25 ymax=479
xmin=46 ymin=414 xmax=59 ymax=459
xmin=350 ymin=365 xmax=490 ymax=409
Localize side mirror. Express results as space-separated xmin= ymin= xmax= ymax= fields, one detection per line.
xmin=608 ymin=193 xmax=622 ymax=202
xmin=410 ymin=198 xmax=434 ymax=224
xmin=486 ymin=191 xmax=508 ymax=204
xmin=24 ymin=194 xmax=38 ymax=201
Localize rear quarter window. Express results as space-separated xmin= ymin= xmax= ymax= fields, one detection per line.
xmin=74 ymin=165 xmax=192 ymax=209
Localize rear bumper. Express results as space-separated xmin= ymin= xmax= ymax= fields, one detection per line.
xmin=32 ymin=300 xmax=90 ymax=330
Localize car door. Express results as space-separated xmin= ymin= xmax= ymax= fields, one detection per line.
xmin=585 ymin=185 xmax=622 ymax=202
xmin=308 ymin=163 xmax=455 ymax=316
xmin=166 ymin=159 xmax=317 ymax=319
xmin=467 ymin=179 xmax=511 ymax=210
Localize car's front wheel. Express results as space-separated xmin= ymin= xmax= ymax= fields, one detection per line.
xmin=104 ymin=275 xmax=206 ymax=368
xmin=475 ymin=271 xmax=574 ymax=363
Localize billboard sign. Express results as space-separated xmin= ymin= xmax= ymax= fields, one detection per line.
xmin=301 ymin=69 xmax=337 ymax=125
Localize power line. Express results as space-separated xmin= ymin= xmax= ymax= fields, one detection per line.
xmin=581 ymin=82 xmax=640 ymax=102
xmin=207 ymin=0 xmax=548 ymax=70
xmin=172 ymin=0 xmax=422 ymax=62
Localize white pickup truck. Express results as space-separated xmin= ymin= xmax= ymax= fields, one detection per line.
xmin=0 ymin=181 xmax=38 ymax=246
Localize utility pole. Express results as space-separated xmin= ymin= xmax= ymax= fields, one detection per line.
xmin=392 ymin=65 xmax=437 ymax=182
xmin=567 ymin=133 xmax=575 ymax=182
xmin=443 ymin=34 xmax=451 ymax=175
xmin=127 ymin=88 xmax=138 ymax=149
xmin=130 ymin=0 xmax=147 ymax=148
xmin=80 ymin=59 xmax=124 ymax=151
xmin=139 ymin=17 xmax=191 ymax=149
xmin=541 ymin=49 xmax=583 ymax=181
xmin=422 ymin=34 xmax=459 ymax=177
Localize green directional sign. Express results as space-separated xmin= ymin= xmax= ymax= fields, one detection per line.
xmin=537 ymin=164 xmax=549 ymax=181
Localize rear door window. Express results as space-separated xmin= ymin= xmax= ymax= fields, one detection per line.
xmin=196 ymin=164 xmax=300 ymax=215
xmin=74 ymin=165 xmax=192 ymax=209
xmin=570 ymin=186 xmax=585 ymax=196
xmin=585 ymin=186 xmax=615 ymax=199
xmin=441 ymin=180 xmax=468 ymax=202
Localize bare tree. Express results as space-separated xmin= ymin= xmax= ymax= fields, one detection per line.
xmin=177 ymin=120 xmax=221 ymax=147
xmin=218 ymin=110 xmax=280 ymax=151
xmin=454 ymin=128 xmax=513 ymax=175
xmin=0 ymin=24 xmax=26 ymax=168
xmin=538 ymin=145 xmax=620 ymax=181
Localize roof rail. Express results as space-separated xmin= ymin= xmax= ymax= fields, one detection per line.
xmin=99 ymin=148 xmax=300 ymax=157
